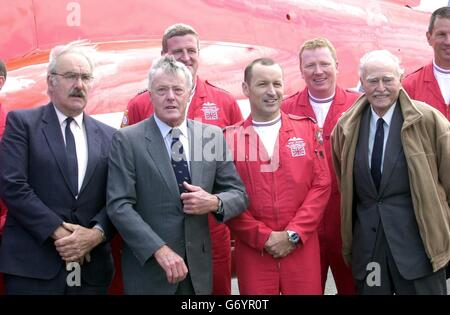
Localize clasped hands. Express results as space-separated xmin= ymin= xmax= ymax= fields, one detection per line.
xmin=264 ymin=231 xmax=296 ymax=258
xmin=52 ymin=222 xmax=104 ymax=265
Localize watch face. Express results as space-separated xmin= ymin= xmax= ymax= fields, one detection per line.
xmin=288 ymin=231 xmax=299 ymax=243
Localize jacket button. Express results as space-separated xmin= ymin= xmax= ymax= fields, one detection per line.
xmin=372 ymin=227 xmax=377 ymax=232
xmin=378 ymin=200 xmax=383 ymax=205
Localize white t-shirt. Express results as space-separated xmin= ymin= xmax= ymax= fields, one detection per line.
xmin=433 ymin=61 xmax=450 ymax=105
xmin=252 ymin=114 xmax=282 ymax=159
xmin=308 ymin=92 xmax=335 ymax=128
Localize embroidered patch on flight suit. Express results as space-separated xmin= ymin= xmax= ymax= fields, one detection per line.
xmin=287 ymin=137 xmax=306 ymax=157
xmin=201 ymin=102 xmax=220 ymax=120
xmin=315 ymin=128 xmax=324 ymax=145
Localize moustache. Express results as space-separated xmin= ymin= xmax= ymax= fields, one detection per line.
xmin=69 ymin=89 xmax=86 ymax=98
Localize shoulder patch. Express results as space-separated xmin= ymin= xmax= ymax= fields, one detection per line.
xmin=288 ymin=113 xmax=317 ymax=124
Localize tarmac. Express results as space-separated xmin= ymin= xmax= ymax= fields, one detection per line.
xmin=232 ymin=268 xmax=450 ymax=295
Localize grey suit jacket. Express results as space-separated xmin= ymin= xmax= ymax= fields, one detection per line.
xmin=107 ymin=116 xmax=247 ymax=294
xmin=352 ymin=104 xmax=431 ymax=280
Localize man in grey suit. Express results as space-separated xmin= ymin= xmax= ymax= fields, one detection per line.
xmin=107 ymin=55 xmax=247 ymax=295
xmin=332 ymin=50 xmax=450 ymax=294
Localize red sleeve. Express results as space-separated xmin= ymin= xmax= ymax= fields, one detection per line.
xmin=229 ymin=99 xmax=244 ymax=125
xmin=125 ymin=92 xmax=153 ymax=126
xmin=286 ymin=123 xmax=331 ymax=244
xmin=223 ymin=127 xmax=272 ymax=250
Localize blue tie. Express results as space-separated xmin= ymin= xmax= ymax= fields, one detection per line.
xmin=171 ymin=128 xmax=191 ymax=194
xmin=371 ymin=118 xmax=384 ymax=191
xmin=65 ymin=117 xmax=78 ymax=196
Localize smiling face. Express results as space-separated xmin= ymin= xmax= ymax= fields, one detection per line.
xmin=360 ymin=60 xmax=402 ymax=117
xmin=47 ymin=53 xmax=93 ymax=117
xmin=300 ymin=46 xmax=337 ymax=99
xmin=427 ymin=17 xmax=450 ymax=69
xmin=163 ymin=34 xmax=199 ymax=80
xmin=150 ymin=68 xmax=190 ymax=127
xmin=243 ymin=63 xmax=284 ymax=122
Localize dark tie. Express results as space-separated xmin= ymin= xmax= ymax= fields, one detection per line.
xmin=171 ymin=128 xmax=191 ymax=194
xmin=65 ymin=117 xmax=78 ymax=196
xmin=371 ymin=118 xmax=384 ymax=191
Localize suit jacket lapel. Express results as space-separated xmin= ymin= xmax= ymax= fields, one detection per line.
xmin=79 ymin=115 xmax=101 ymax=195
xmin=379 ymin=104 xmax=403 ymax=195
xmin=41 ymin=104 xmax=76 ymax=197
xmin=358 ymin=106 xmax=377 ymax=193
xmin=145 ymin=117 xmax=179 ymax=200
xmin=187 ymin=119 xmax=203 ymax=186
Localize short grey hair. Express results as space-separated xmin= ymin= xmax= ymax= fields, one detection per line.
xmin=359 ymin=50 xmax=404 ymax=78
xmin=148 ymin=55 xmax=193 ymax=91
xmin=47 ymin=40 xmax=96 ymax=75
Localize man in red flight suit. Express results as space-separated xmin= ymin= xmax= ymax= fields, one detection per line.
xmin=402 ymin=6 xmax=450 ymax=279
xmin=121 ymin=23 xmax=243 ymax=295
xmin=403 ymin=6 xmax=450 ymax=119
xmin=0 ymin=59 xmax=8 ymax=294
xmin=282 ymin=38 xmax=358 ymax=294
xmin=225 ymin=58 xmax=331 ymax=294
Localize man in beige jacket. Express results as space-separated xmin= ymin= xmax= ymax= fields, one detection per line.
xmin=332 ymin=50 xmax=450 ymax=294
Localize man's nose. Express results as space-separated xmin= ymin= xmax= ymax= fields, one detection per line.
xmin=266 ymin=84 xmax=276 ymax=95
xmin=376 ymin=80 xmax=386 ymax=91
xmin=73 ymin=75 xmax=84 ymax=87
xmin=179 ymin=50 xmax=190 ymax=62
xmin=313 ymin=64 xmax=324 ymax=74
xmin=167 ymin=88 xmax=176 ymax=99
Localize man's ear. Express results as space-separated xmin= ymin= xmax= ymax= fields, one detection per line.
xmin=242 ymin=81 xmax=250 ymax=97
xmin=426 ymin=31 xmax=432 ymax=46
xmin=0 ymin=76 xmax=5 ymax=90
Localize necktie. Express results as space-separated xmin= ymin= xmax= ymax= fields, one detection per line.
xmin=171 ymin=128 xmax=191 ymax=194
xmin=371 ymin=118 xmax=384 ymax=191
xmin=65 ymin=117 xmax=78 ymax=196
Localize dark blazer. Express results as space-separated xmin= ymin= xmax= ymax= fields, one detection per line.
xmin=0 ymin=103 xmax=115 ymax=286
xmin=107 ymin=116 xmax=247 ymax=295
xmin=352 ymin=104 xmax=431 ymax=280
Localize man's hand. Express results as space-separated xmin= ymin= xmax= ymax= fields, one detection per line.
xmin=154 ymin=245 xmax=188 ymax=284
xmin=51 ymin=224 xmax=72 ymax=240
xmin=264 ymin=231 xmax=296 ymax=258
xmin=181 ymin=182 xmax=219 ymax=215
xmin=54 ymin=222 xmax=103 ymax=263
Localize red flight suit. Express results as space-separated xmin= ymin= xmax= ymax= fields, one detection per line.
xmin=402 ymin=63 xmax=450 ymax=119
xmin=282 ymin=86 xmax=358 ymax=294
xmin=225 ymin=112 xmax=331 ymax=294
xmin=114 ymin=77 xmax=243 ymax=295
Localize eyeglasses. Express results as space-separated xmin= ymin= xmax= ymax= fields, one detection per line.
xmin=51 ymin=72 xmax=94 ymax=84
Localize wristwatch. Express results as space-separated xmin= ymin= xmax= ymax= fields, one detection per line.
xmin=215 ymin=197 xmax=224 ymax=215
xmin=93 ymin=225 xmax=106 ymax=242
xmin=287 ymin=230 xmax=300 ymax=244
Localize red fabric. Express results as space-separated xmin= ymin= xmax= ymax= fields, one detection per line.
xmin=282 ymin=86 xmax=358 ymax=294
xmin=225 ymin=112 xmax=331 ymax=294
xmin=126 ymin=77 xmax=243 ymax=128
xmin=114 ymin=77 xmax=243 ymax=295
xmin=402 ymin=63 xmax=450 ymax=119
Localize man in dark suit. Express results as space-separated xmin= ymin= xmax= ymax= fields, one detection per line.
xmin=0 ymin=41 xmax=115 ymax=294
xmin=107 ymin=55 xmax=247 ymax=295
xmin=332 ymin=50 xmax=450 ymax=294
